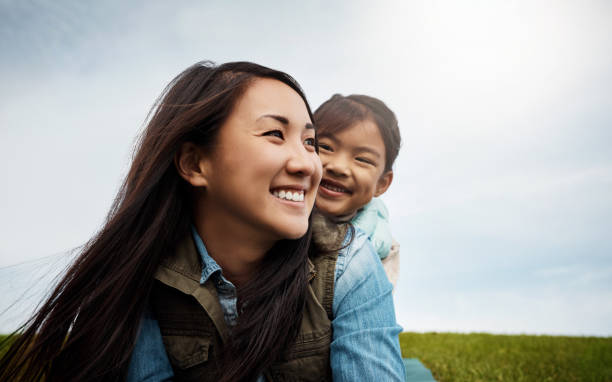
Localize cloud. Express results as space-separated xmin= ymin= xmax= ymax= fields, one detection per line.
xmin=1 ymin=0 xmax=611 ymax=335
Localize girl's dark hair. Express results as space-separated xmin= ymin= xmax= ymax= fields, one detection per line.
xmin=0 ymin=61 xmax=315 ymax=382
xmin=314 ymin=94 xmax=401 ymax=172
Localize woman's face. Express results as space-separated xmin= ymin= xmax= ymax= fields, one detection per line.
xmin=200 ymin=78 xmax=322 ymax=243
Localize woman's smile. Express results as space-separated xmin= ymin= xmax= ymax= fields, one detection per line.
xmin=198 ymin=78 xmax=322 ymax=242
xmin=272 ymin=187 xmax=306 ymax=202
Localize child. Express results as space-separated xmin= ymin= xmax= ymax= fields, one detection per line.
xmin=314 ymin=94 xmax=401 ymax=287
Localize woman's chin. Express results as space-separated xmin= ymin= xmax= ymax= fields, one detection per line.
xmin=276 ymin=224 xmax=309 ymax=241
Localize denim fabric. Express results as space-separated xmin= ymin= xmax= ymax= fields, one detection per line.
xmin=192 ymin=226 xmax=239 ymax=327
xmin=127 ymin=226 xmax=405 ymax=381
xmin=351 ymin=197 xmax=393 ymax=259
xmin=126 ymin=308 xmax=174 ymax=382
xmin=331 ymin=227 xmax=405 ymax=381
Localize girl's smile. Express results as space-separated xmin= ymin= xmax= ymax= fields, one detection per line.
xmin=316 ymin=119 xmax=392 ymax=217
xmin=319 ymin=178 xmax=352 ymax=197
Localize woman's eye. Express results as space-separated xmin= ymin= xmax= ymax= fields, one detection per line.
xmin=263 ymin=130 xmax=284 ymax=139
xmin=304 ymin=137 xmax=316 ymax=147
xmin=319 ymin=143 xmax=333 ymax=152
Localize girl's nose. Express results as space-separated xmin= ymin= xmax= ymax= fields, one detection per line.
xmin=324 ymin=158 xmax=350 ymax=178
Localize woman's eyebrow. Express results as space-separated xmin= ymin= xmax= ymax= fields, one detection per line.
xmin=257 ymin=114 xmax=289 ymax=125
xmin=258 ymin=114 xmax=314 ymax=130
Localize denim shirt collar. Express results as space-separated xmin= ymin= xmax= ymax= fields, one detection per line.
xmin=190 ymin=225 xmax=223 ymax=285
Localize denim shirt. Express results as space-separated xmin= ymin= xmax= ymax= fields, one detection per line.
xmin=127 ymin=227 xmax=405 ymax=381
xmin=352 ymin=197 xmax=393 ymax=260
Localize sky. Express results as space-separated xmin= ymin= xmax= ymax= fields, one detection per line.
xmin=1 ymin=0 xmax=611 ymax=336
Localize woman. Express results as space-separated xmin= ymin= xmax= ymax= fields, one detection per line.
xmin=0 ymin=61 xmax=404 ymax=381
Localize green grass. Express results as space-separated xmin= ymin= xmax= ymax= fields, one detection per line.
xmin=3 ymin=332 xmax=612 ymax=381
xmin=0 ymin=334 xmax=14 ymax=359
xmin=0 ymin=334 xmax=15 ymax=355
xmin=400 ymin=332 xmax=612 ymax=382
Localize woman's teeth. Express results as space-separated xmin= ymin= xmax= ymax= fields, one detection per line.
xmin=273 ymin=189 xmax=305 ymax=202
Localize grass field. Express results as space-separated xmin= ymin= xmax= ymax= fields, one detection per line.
xmin=400 ymin=332 xmax=612 ymax=382
xmin=3 ymin=332 xmax=611 ymax=381
xmin=0 ymin=334 xmax=14 ymax=356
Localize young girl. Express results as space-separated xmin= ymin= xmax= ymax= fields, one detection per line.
xmin=314 ymin=94 xmax=401 ymax=287
xmin=0 ymin=62 xmax=405 ymax=381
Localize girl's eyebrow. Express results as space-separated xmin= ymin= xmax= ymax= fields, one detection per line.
xmin=319 ymin=134 xmax=381 ymax=157
xmin=257 ymin=114 xmax=314 ymax=130
xmin=355 ymin=146 xmax=382 ymax=158
xmin=319 ymin=134 xmax=340 ymax=143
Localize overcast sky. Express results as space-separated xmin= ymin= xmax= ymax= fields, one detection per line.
xmin=1 ymin=0 xmax=611 ymax=336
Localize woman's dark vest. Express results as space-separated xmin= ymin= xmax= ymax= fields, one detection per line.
xmin=151 ymin=216 xmax=347 ymax=381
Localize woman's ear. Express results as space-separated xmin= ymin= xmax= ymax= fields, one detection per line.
xmin=175 ymin=142 xmax=209 ymax=187
xmin=374 ymin=170 xmax=393 ymax=197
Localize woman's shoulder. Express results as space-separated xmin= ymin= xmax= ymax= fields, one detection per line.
xmin=311 ymin=212 xmax=349 ymax=252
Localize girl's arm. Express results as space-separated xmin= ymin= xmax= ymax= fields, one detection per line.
xmin=331 ymin=232 xmax=405 ymax=381
xmin=382 ymin=239 xmax=400 ymax=289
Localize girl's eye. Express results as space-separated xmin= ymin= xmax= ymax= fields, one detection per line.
xmin=319 ymin=143 xmax=333 ymax=152
xmin=356 ymin=157 xmax=375 ymax=165
xmin=263 ymin=130 xmax=284 ymax=139
xmin=304 ymin=137 xmax=316 ymax=147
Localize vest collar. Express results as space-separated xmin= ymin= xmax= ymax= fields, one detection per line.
xmin=155 ymin=234 xmax=230 ymax=342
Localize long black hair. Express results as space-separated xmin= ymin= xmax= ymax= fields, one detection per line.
xmin=0 ymin=61 xmax=316 ymax=382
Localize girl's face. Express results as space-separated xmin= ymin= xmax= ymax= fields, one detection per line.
xmin=316 ymin=119 xmax=392 ymax=217
xmin=200 ymin=78 xmax=322 ymax=243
